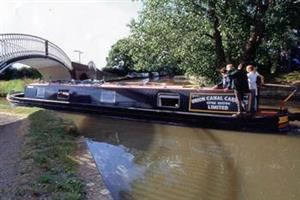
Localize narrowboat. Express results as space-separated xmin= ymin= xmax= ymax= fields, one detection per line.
xmin=7 ymin=80 xmax=290 ymax=132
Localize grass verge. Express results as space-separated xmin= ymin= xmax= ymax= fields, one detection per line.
xmin=0 ymin=79 xmax=36 ymax=97
xmin=0 ymin=97 xmax=38 ymax=116
xmin=16 ymin=110 xmax=85 ymax=199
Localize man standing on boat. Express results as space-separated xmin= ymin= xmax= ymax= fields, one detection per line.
xmin=246 ymin=65 xmax=265 ymax=112
xmin=228 ymin=64 xmax=250 ymax=116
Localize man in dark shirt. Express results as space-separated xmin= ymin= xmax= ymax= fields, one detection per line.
xmin=228 ymin=64 xmax=250 ymax=116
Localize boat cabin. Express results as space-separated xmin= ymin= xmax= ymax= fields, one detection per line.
xmin=23 ymin=81 xmax=254 ymax=115
xmin=7 ymin=80 xmax=290 ymax=132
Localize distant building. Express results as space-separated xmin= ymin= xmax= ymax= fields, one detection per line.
xmin=71 ymin=61 xmax=97 ymax=80
xmin=71 ymin=61 xmax=115 ymax=80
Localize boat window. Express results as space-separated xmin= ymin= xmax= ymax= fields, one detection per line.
xmin=57 ymin=89 xmax=70 ymax=100
xmin=157 ymin=93 xmax=180 ymax=108
xmin=36 ymin=87 xmax=45 ymax=98
xmin=100 ymin=90 xmax=116 ymax=103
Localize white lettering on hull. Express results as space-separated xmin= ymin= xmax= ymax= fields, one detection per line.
xmin=207 ymin=105 xmax=229 ymax=110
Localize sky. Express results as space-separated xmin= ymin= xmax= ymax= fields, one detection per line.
xmin=0 ymin=0 xmax=142 ymax=68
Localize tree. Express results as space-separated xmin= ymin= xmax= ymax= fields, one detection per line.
xmin=0 ymin=66 xmax=42 ymax=80
xmin=106 ymin=37 xmax=135 ymax=73
xmin=106 ymin=0 xmax=300 ymax=82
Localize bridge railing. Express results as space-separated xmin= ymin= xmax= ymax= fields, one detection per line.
xmin=0 ymin=33 xmax=72 ymax=69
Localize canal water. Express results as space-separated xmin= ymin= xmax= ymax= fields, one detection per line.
xmin=61 ymin=107 xmax=300 ymax=200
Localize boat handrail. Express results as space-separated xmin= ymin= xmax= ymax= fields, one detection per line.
xmin=280 ymin=86 xmax=298 ymax=110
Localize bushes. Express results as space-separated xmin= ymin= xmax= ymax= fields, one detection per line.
xmin=0 ymin=67 xmax=42 ymax=80
xmin=0 ymin=79 xmax=35 ymax=97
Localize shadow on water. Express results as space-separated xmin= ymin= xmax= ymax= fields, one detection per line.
xmin=76 ymin=115 xmax=156 ymax=200
xmin=194 ymin=128 xmax=238 ymax=200
xmin=62 ymin=111 xmax=300 ymax=200
xmin=63 ymin=112 xmax=240 ymax=200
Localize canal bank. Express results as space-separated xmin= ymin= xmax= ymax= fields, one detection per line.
xmin=0 ymin=104 xmax=111 ymax=199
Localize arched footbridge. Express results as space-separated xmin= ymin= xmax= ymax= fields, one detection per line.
xmin=0 ymin=33 xmax=73 ymax=80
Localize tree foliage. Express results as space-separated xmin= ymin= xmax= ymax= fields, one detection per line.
xmin=106 ymin=38 xmax=135 ymax=73
xmin=0 ymin=66 xmax=42 ymax=80
xmin=106 ymin=0 xmax=300 ymax=82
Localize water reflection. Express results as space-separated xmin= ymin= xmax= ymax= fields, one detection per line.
xmin=87 ymin=141 xmax=145 ymax=199
xmin=62 ymin=112 xmax=300 ymax=200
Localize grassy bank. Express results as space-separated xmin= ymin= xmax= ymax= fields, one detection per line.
xmin=17 ymin=110 xmax=85 ymax=199
xmin=0 ymin=95 xmax=39 ymax=116
xmin=0 ymin=100 xmax=38 ymax=116
xmin=0 ymin=79 xmax=35 ymax=97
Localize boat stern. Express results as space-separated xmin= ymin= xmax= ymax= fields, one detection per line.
xmin=277 ymin=109 xmax=290 ymax=132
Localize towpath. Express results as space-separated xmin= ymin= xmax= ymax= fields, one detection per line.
xmin=0 ymin=113 xmax=27 ymax=197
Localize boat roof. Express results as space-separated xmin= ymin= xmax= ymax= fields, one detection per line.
xmin=29 ymin=81 xmax=220 ymax=92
